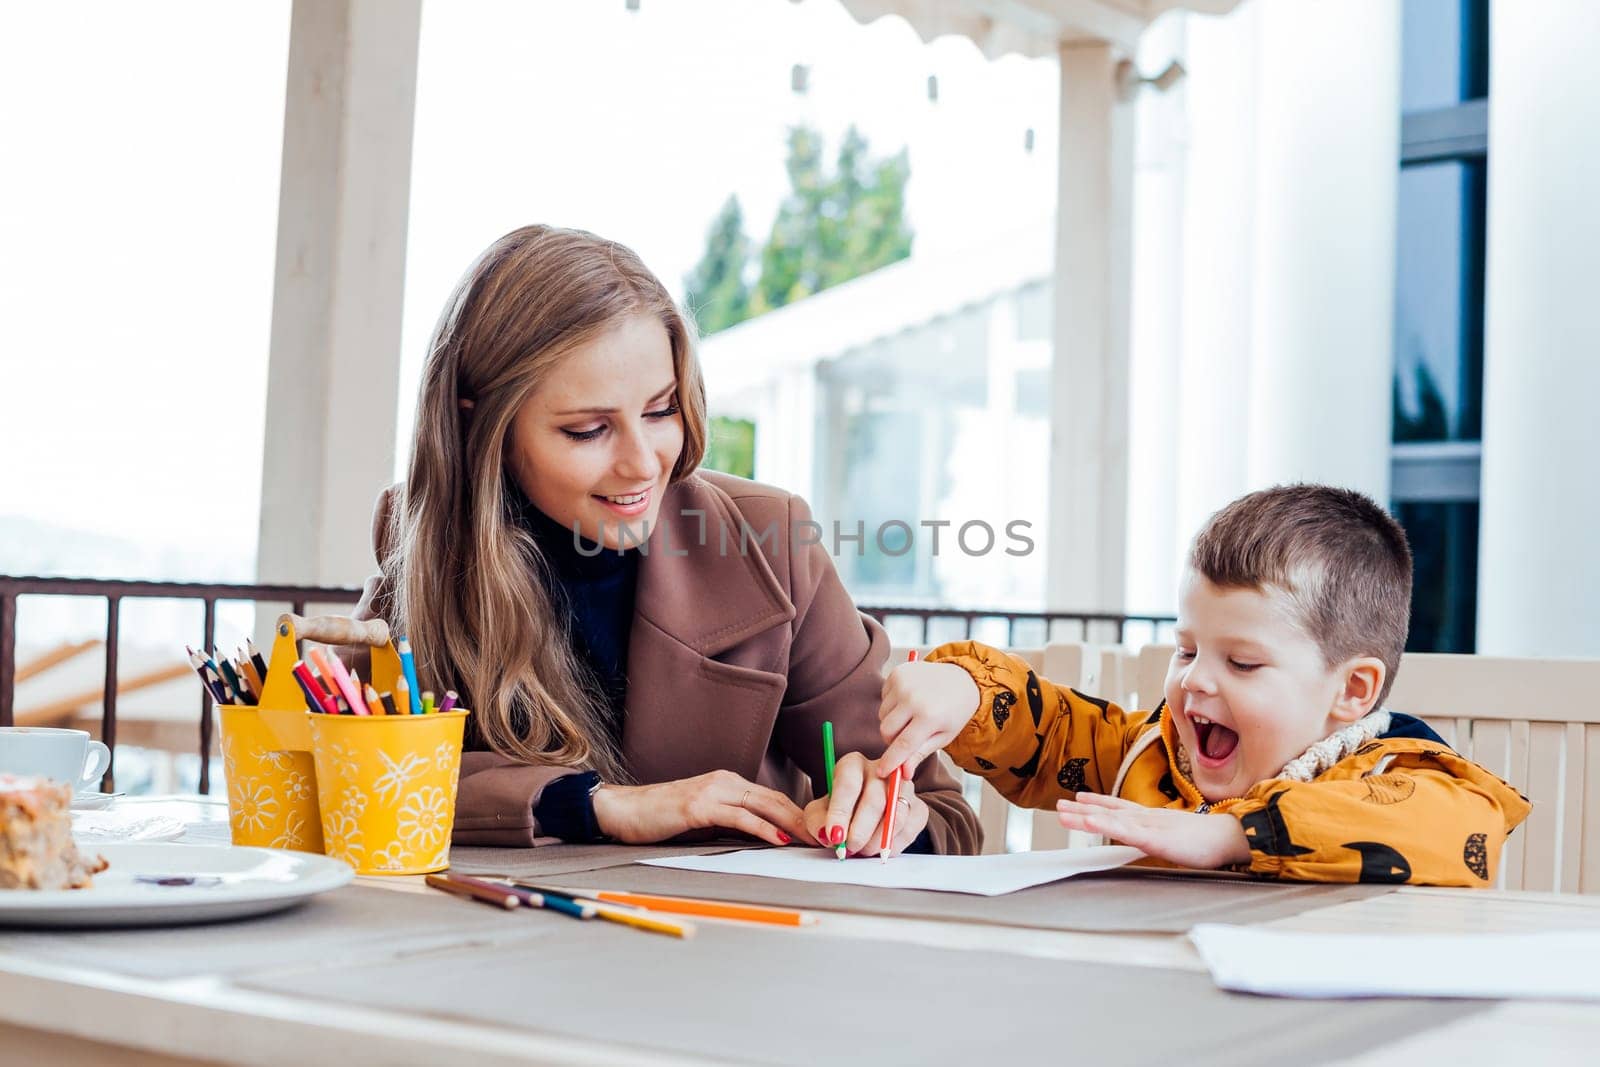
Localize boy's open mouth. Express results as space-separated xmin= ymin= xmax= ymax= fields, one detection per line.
xmin=1190 ymin=714 xmax=1240 ymax=763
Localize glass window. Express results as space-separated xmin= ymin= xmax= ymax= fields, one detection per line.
xmin=1395 ymin=500 xmax=1479 ymax=653
xmin=1401 ymin=0 xmax=1489 ymax=112
xmin=1392 ymin=159 xmax=1486 ymax=442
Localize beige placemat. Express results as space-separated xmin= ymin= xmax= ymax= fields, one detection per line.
xmin=444 ymin=841 xmax=753 ymax=879
xmin=538 ymin=862 xmax=1394 ymax=934
xmin=0 ymin=885 xmax=536 ymax=980
xmin=237 ymin=920 xmax=1478 ymax=1067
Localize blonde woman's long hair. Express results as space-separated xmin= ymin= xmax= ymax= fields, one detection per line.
xmin=388 ymin=225 xmax=707 ymax=782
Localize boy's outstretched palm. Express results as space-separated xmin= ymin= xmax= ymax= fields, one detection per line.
xmin=877 ymin=661 xmax=982 ymax=777
xmin=1056 ymin=793 xmax=1252 ymax=869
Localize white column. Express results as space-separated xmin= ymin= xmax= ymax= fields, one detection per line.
xmin=1244 ymin=0 xmax=1400 ymax=499
xmin=1123 ymin=17 xmax=1188 ymax=617
xmin=257 ymin=0 xmax=422 ymax=588
xmin=1476 ymin=2 xmax=1600 ymax=657
xmin=1045 ymin=40 xmax=1136 ymax=613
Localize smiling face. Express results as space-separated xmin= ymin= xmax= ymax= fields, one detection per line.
xmin=1164 ymin=569 xmax=1374 ymax=802
xmin=506 ymin=312 xmax=684 ymax=550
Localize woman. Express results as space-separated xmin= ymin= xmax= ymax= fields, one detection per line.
xmin=353 ymin=225 xmax=980 ymax=855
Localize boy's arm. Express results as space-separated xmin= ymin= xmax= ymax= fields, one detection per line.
xmin=926 ymin=641 xmax=1144 ymax=810
xmin=1225 ymin=748 xmax=1532 ymax=887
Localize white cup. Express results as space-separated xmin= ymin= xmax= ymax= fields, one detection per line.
xmin=0 ymin=727 xmax=112 ymax=791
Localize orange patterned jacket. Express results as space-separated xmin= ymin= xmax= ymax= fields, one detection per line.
xmin=930 ymin=641 xmax=1531 ymax=887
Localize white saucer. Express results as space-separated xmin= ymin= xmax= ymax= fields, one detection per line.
xmin=0 ymin=843 xmax=354 ymax=927
xmin=70 ymin=791 xmax=124 ymax=811
xmin=72 ymin=811 xmax=187 ymax=844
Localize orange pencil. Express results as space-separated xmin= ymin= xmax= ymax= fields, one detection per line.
xmin=591 ymin=890 xmax=816 ymax=927
xmin=237 ymin=647 xmax=265 ymax=695
xmin=881 ymin=649 xmax=917 ymax=862
xmin=363 ymin=683 xmax=386 ymax=716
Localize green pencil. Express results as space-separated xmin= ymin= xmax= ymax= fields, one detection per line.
xmin=822 ymin=720 xmax=844 ymax=859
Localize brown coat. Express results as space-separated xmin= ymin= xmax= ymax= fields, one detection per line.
xmin=353 ymin=471 xmax=981 ymax=854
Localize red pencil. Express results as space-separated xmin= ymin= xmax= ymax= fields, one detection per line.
xmin=881 ymin=649 xmax=917 ymax=861
xmin=292 ymin=660 xmax=339 ymax=714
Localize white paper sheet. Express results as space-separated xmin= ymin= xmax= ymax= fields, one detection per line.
xmin=1189 ymin=923 xmax=1600 ymax=1000
xmin=641 ymin=845 xmax=1144 ymax=896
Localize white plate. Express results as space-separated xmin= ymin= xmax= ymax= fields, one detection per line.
xmin=0 ymin=843 xmax=354 ymax=927
xmin=70 ymin=791 xmax=124 ymax=811
xmin=72 ymin=811 xmax=187 ymax=843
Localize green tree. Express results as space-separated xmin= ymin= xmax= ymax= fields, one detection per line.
xmin=752 ymin=124 xmax=913 ymax=315
xmin=688 ymin=124 xmax=913 ymax=480
xmin=683 ymin=195 xmax=752 ymax=336
xmin=703 ymin=415 xmax=756 ymax=480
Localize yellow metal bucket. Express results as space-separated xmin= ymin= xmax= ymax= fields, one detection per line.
xmin=307 ymin=710 xmax=468 ymax=875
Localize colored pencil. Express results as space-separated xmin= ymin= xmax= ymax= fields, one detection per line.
xmin=591 ymin=890 xmax=815 ymax=927
xmin=508 ymin=883 xmax=696 ymax=937
xmin=396 ymin=636 xmax=423 ymax=715
xmin=425 ymin=873 xmax=517 ymax=910
xmin=216 ymin=657 xmax=251 ymax=706
xmin=246 ymin=637 xmax=269 ymax=682
xmin=823 ymin=720 xmax=844 ymax=859
xmin=210 ymin=665 xmax=239 ymax=705
xmin=880 ymin=649 xmax=917 ymax=862
xmin=363 ymin=683 xmax=386 ymax=716
xmin=237 ymin=648 xmax=265 ymax=695
xmin=437 ymin=690 xmax=459 ymax=714
xmin=186 ymin=648 xmax=230 ymax=704
xmin=291 ymin=660 xmax=339 ymax=714
xmin=484 ymin=880 xmax=597 ymax=920
xmin=422 ymin=691 xmax=436 ymax=715
xmin=395 ymin=674 xmax=414 ymax=716
xmin=309 ymin=646 xmax=367 ymax=715
xmin=591 ymin=904 xmax=694 ymax=938
xmin=379 ymin=691 xmax=399 ymax=716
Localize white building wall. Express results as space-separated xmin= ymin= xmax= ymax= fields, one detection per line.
xmin=1245 ymin=0 xmax=1399 ymax=499
xmin=1174 ymin=2 xmax=1258 ymax=579
xmin=1123 ymin=14 xmax=1189 ymax=616
xmin=1476 ymin=1 xmax=1600 ymax=657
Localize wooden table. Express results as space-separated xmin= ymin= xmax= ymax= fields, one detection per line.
xmin=2 ymin=796 xmax=1598 ymax=1065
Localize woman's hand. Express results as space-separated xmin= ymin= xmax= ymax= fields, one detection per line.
xmin=877 ymin=660 xmax=982 ymax=778
xmin=802 ymin=752 xmax=929 ymax=858
xmin=1055 ymin=793 xmax=1252 ymax=869
xmin=591 ymin=770 xmax=815 ymax=847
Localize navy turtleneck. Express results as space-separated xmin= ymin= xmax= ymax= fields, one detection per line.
xmin=510 ymin=486 xmax=640 ymax=741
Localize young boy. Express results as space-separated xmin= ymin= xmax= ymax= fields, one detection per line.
xmin=877 ymin=485 xmax=1530 ymax=886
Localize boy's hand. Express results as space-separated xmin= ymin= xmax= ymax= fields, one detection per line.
xmin=877 ymin=660 xmax=982 ymax=777
xmin=1055 ymin=793 xmax=1252 ymax=870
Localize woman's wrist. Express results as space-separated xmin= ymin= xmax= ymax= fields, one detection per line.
xmin=590 ymin=781 xmax=626 ymax=840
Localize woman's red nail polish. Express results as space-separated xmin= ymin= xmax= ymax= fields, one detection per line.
xmin=777 ymin=831 xmax=792 ymax=844
xmin=831 ymin=826 xmax=846 ymax=846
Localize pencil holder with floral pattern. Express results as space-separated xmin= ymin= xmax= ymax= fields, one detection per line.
xmin=307 ymin=710 xmax=468 ymax=875
xmin=219 ymin=703 xmax=324 ymax=853
xmin=219 ymin=611 xmax=412 ymax=859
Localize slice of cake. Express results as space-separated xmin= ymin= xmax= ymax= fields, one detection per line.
xmin=0 ymin=775 xmax=109 ymax=889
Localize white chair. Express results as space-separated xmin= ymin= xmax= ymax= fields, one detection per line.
xmin=1386 ymin=652 xmax=1600 ymax=893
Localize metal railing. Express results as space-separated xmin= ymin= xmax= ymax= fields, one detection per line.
xmin=0 ymin=575 xmax=363 ymax=792
xmin=858 ymin=605 xmax=1177 ymax=647
xmin=0 ymin=575 xmax=1175 ymax=793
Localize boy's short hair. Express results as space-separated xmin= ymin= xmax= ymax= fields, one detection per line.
xmin=1189 ymin=484 xmax=1413 ymax=705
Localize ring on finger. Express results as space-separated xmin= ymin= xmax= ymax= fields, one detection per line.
xmin=740 ymin=788 xmax=752 ymax=809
